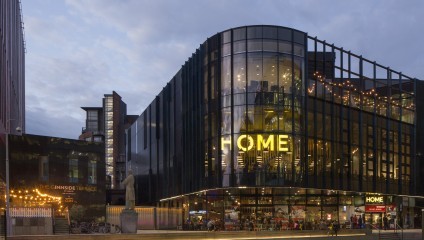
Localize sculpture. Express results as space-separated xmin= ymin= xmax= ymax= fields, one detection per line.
xmin=121 ymin=169 xmax=135 ymax=210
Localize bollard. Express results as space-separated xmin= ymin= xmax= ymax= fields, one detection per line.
xmin=422 ymin=209 xmax=424 ymax=240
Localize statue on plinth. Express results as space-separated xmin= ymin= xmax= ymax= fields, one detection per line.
xmin=121 ymin=169 xmax=135 ymax=210
xmin=120 ymin=169 xmax=138 ymax=233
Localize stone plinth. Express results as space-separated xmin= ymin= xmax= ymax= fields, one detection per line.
xmin=120 ymin=209 xmax=138 ymax=233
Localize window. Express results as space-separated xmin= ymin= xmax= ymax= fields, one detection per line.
xmin=87 ymin=121 xmax=98 ymax=131
xmin=144 ymin=113 xmax=147 ymax=149
xmin=233 ymin=27 xmax=246 ymax=41
xmin=88 ymin=160 xmax=97 ymax=184
xmin=247 ymin=26 xmax=262 ymax=39
xmin=69 ymin=159 xmax=78 ymax=183
xmin=87 ymin=110 xmax=98 ymax=120
xmin=39 ymin=156 xmax=49 ymax=181
xmin=94 ymin=136 xmax=102 ymax=142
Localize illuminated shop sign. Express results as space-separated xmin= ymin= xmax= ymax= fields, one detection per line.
xmin=365 ymin=205 xmax=386 ymax=213
xmin=37 ymin=184 xmax=97 ymax=192
xmin=189 ymin=210 xmax=207 ymax=214
xmin=221 ymin=134 xmax=289 ymax=152
xmin=365 ymin=196 xmax=384 ymax=204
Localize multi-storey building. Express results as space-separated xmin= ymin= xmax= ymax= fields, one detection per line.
xmin=0 ymin=0 xmax=25 ymax=226
xmin=8 ymin=134 xmax=105 ymax=219
xmin=127 ymin=25 xmax=424 ymax=229
xmin=80 ymin=91 xmax=137 ymax=189
xmin=0 ymin=0 xmax=25 ymax=135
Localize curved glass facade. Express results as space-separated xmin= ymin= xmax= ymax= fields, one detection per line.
xmin=127 ymin=25 xmax=423 ymax=230
xmin=216 ymin=26 xmax=306 ymax=188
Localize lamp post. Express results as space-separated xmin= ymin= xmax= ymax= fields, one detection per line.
xmin=5 ymin=129 xmax=10 ymax=237
xmin=5 ymin=121 xmax=21 ymax=237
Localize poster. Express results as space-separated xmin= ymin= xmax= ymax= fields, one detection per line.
xmin=290 ymin=205 xmax=305 ymax=222
xmin=275 ymin=205 xmax=289 ymax=220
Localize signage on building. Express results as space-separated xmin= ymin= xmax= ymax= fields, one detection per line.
xmin=189 ymin=210 xmax=207 ymax=215
xmin=365 ymin=196 xmax=384 ymax=204
xmin=221 ymin=134 xmax=289 ymax=152
xmin=365 ymin=205 xmax=386 ymax=212
xmin=37 ymin=184 xmax=97 ymax=193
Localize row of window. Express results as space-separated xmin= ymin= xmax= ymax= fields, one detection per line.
xmin=221 ymin=26 xmax=305 ymax=44
xmin=39 ymin=157 xmax=98 ymax=184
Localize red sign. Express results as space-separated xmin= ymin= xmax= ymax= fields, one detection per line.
xmin=365 ymin=205 xmax=386 ymax=212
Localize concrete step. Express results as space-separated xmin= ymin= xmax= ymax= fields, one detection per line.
xmin=54 ymin=218 xmax=69 ymax=235
xmin=379 ymin=232 xmax=400 ymax=240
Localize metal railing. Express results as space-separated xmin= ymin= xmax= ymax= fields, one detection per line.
xmin=372 ymin=221 xmax=404 ymax=240
xmin=395 ymin=223 xmax=404 ymax=240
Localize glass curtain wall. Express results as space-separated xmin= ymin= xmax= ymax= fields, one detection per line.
xmin=219 ymin=26 xmax=306 ymax=188
xmin=211 ymin=25 xmax=415 ymax=195
xmin=306 ymin=37 xmax=415 ymax=195
xmin=176 ymin=187 xmax=420 ymax=231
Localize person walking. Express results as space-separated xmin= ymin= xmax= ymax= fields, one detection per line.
xmin=333 ymin=221 xmax=340 ymax=236
xmin=358 ymin=215 xmax=363 ymax=229
xmin=327 ymin=221 xmax=334 ymax=236
xmin=383 ymin=214 xmax=389 ymax=230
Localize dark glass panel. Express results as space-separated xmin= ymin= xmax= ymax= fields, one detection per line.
xmin=222 ymin=42 xmax=231 ymax=57
xmin=247 ymin=52 xmax=263 ymax=94
xmin=293 ymin=30 xmax=305 ymax=45
xmin=263 ymin=53 xmax=278 ymax=95
xmin=263 ymin=26 xmax=278 ymax=39
xmin=233 ymin=106 xmax=246 ymax=134
xmin=279 ymin=41 xmax=292 ymax=54
xmin=233 ymin=54 xmax=246 ymax=94
xmin=293 ymin=57 xmax=304 ymax=97
xmin=247 ymin=26 xmax=263 ymax=39
xmin=263 ymin=39 xmax=278 ymax=52
xmin=293 ymin=44 xmax=304 ymax=57
xmin=233 ymin=27 xmax=246 ymax=41
xmin=233 ymin=40 xmax=246 ymax=54
xmin=221 ymin=56 xmax=231 ymax=96
xmin=279 ymin=54 xmax=292 ymax=94
xmin=247 ymin=39 xmax=262 ymax=52
xmin=222 ymin=30 xmax=231 ymax=44
xmin=278 ymin=28 xmax=291 ymax=41
xmin=222 ymin=108 xmax=231 ymax=134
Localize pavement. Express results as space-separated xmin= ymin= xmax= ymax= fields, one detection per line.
xmin=3 ymin=228 xmax=422 ymax=240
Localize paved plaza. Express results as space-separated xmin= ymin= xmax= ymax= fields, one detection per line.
xmin=4 ymin=229 xmax=422 ymax=240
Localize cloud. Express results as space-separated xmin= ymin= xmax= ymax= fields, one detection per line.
xmin=22 ymin=0 xmax=424 ymax=139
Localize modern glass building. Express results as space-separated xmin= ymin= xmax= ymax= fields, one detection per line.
xmin=127 ymin=25 xmax=424 ymax=230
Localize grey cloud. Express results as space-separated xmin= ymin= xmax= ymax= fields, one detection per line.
xmin=26 ymin=106 xmax=84 ymax=139
xmin=22 ymin=0 xmax=424 ymax=139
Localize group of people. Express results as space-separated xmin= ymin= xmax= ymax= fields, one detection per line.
xmin=350 ymin=214 xmax=365 ymax=229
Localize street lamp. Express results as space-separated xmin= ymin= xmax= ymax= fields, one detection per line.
xmin=5 ymin=121 xmax=21 ymax=237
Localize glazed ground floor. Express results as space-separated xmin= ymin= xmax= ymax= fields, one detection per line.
xmin=159 ymin=187 xmax=423 ymax=231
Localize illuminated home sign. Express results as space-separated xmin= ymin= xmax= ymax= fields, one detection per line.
xmin=365 ymin=196 xmax=384 ymax=204
xmin=221 ymin=134 xmax=289 ymax=152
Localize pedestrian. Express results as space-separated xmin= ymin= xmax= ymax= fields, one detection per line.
xmin=327 ymin=221 xmax=334 ymax=236
xmin=358 ymin=215 xmax=363 ymax=229
xmin=333 ymin=221 xmax=340 ymax=236
xmin=207 ymin=219 xmax=215 ymax=231
xmin=406 ymin=213 xmax=411 ymax=229
xmin=383 ymin=214 xmax=388 ymax=230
